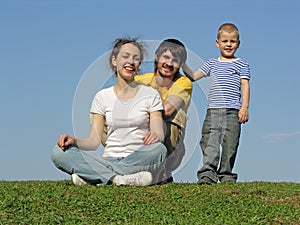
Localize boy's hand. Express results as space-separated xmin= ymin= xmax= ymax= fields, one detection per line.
xmin=238 ymin=107 xmax=249 ymax=124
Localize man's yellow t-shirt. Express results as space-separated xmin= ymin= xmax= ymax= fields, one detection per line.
xmin=135 ymin=73 xmax=192 ymax=128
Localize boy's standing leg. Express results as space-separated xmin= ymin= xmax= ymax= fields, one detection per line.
xmin=197 ymin=109 xmax=223 ymax=184
xmin=197 ymin=109 xmax=241 ymax=184
xmin=217 ymin=109 xmax=241 ymax=183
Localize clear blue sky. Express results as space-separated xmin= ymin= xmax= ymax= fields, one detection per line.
xmin=1 ymin=0 xmax=299 ymax=183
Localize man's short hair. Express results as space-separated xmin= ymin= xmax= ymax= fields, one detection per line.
xmin=155 ymin=38 xmax=187 ymax=66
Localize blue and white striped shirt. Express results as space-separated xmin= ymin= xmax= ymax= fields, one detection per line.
xmin=200 ymin=57 xmax=250 ymax=109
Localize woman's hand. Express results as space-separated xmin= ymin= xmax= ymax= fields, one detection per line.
xmin=57 ymin=134 xmax=75 ymax=151
xmin=142 ymin=131 xmax=160 ymax=145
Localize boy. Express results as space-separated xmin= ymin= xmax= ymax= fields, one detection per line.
xmin=183 ymin=23 xmax=250 ymax=184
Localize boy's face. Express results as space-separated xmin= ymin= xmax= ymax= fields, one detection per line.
xmin=216 ymin=31 xmax=240 ymax=60
xmin=156 ymin=50 xmax=180 ymax=79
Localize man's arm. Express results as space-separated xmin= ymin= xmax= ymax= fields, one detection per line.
xmin=163 ymin=95 xmax=184 ymax=118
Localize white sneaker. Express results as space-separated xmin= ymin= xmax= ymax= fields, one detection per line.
xmin=115 ymin=171 xmax=152 ymax=186
xmin=71 ymin=174 xmax=87 ymax=186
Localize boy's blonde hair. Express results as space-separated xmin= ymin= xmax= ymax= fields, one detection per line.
xmin=217 ymin=23 xmax=239 ymax=40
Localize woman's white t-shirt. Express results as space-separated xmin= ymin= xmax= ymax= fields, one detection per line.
xmin=90 ymin=85 xmax=163 ymax=158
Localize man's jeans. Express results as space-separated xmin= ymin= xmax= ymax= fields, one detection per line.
xmin=197 ymin=108 xmax=241 ymax=183
xmin=51 ymin=142 xmax=167 ymax=184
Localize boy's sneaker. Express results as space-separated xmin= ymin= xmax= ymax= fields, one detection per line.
xmin=71 ymin=174 xmax=87 ymax=186
xmin=115 ymin=171 xmax=152 ymax=186
xmin=197 ymin=176 xmax=215 ymax=185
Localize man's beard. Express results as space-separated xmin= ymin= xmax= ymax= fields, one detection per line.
xmin=158 ymin=64 xmax=176 ymax=78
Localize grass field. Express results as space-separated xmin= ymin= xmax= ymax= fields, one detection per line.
xmin=0 ymin=181 xmax=299 ymax=224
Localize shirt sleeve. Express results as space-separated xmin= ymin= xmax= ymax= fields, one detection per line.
xmin=167 ymin=76 xmax=192 ymax=107
xmin=240 ymin=62 xmax=251 ymax=80
xmin=199 ymin=59 xmax=213 ymax=76
xmin=90 ymin=91 xmax=105 ymax=115
xmin=148 ymin=88 xmax=164 ymax=112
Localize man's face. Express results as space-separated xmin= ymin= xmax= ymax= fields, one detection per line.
xmin=156 ymin=50 xmax=180 ymax=78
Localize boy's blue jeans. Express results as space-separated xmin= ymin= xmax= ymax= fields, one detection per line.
xmin=51 ymin=142 xmax=167 ymax=184
xmin=197 ymin=108 xmax=241 ymax=183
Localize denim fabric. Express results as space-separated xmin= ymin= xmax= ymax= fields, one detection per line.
xmin=51 ymin=142 xmax=167 ymax=184
xmin=197 ymin=108 xmax=241 ymax=183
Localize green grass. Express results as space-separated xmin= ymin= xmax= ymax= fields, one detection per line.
xmin=0 ymin=181 xmax=299 ymax=224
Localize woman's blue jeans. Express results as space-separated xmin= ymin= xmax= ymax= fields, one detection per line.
xmin=197 ymin=108 xmax=241 ymax=183
xmin=51 ymin=142 xmax=167 ymax=184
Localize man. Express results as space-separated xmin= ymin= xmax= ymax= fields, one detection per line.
xmin=135 ymin=39 xmax=192 ymax=184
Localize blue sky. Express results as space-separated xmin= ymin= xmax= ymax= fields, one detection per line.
xmin=1 ymin=0 xmax=299 ymax=183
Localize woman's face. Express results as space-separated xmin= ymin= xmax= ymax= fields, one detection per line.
xmin=112 ymin=43 xmax=141 ymax=81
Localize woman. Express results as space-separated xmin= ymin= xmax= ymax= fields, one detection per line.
xmin=51 ymin=38 xmax=167 ymax=186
